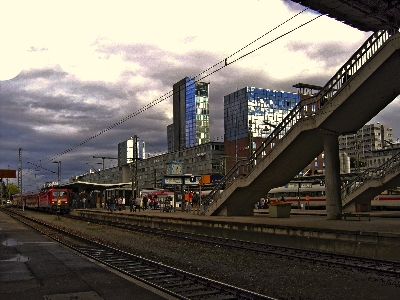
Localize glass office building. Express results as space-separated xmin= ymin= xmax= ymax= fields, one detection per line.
xmin=118 ymin=138 xmax=145 ymax=165
xmin=224 ymin=87 xmax=300 ymax=141
xmin=170 ymin=77 xmax=210 ymax=152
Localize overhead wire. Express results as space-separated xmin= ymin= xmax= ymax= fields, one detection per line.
xmin=26 ymin=8 xmax=320 ymax=172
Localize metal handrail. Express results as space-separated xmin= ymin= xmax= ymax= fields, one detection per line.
xmin=341 ymin=151 xmax=400 ymax=205
xmin=205 ymin=29 xmax=397 ymax=208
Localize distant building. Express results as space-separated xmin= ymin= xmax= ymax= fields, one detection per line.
xmin=339 ymin=123 xmax=393 ymax=170
xmin=168 ymin=77 xmax=210 ymax=152
xmin=72 ymin=142 xmax=224 ymax=190
xmin=118 ymin=138 xmax=145 ymax=166
xmin=368 ymin=146 xmax=400 ymax=168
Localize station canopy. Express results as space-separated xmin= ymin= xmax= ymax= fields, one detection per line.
xmin=59 ymin=181 xmax=130 ymax=191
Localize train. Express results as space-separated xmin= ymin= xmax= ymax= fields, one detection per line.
xmin=266 ymin=183 xmax=400 ymax=210
xmin=12 ymin=187 xmax=70 ymax=214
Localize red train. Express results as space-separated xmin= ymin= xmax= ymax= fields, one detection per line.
xmin=12 ymin=187 xmax=70 ymax=214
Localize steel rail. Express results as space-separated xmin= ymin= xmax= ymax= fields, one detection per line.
xmin=62 ymin=212 xmax=400 ymax=277
xmin=2 ymin=208 xmax=276 ymax=300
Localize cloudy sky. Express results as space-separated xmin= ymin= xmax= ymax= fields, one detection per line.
xmin=1 ymin=0 xmax=398 ymax=191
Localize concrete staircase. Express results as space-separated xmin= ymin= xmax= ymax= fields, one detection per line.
xmin=204 ymin=30 xmax=400 ymax=216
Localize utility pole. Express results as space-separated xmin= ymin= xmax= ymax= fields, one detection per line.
xmin=130 ymin=135 xmax=139 ymax=199
xmin=18 ymin=148 xmax=23 ymax=211
xmin=52 ymin=161 xmax=61 ymax=184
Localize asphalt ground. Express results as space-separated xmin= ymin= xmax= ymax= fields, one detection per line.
xmin=0 ymin=210 xmax=173 ymax=300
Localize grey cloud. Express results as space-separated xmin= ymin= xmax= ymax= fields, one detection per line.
xmin=286 ymin=41 xmax=357 ymax=69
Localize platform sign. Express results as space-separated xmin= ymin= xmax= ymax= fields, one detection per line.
xmin=183 ymin=176 xmax=201 ymax=185
xmin=0 ymin=169 xmax=16 ymax=178
xmin=162 ymin=177 xmax=183 ymax=185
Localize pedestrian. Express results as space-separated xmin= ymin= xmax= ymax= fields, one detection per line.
xmin=135 ymin=197 xmax=141 ymax=212
xmin=154 ymin=196 xmax=158 ymax=210
xmin=112 ymin=196 xmax=117 ymax=211
xmin=118 ymin=197 xmax=123 ymax=211
xmin=142 ymin=195 xmax=148 ymax=210
xmin=187 ymin=195 xmax=192 ymax=213
xmin=129 ymin=196 xmax=134 ymax=212
xmin=192 ymin=192 xmax=200 ymax=215
xmin=109 ymin=196 xmax=114 ymax=212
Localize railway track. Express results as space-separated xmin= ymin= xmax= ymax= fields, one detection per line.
xmin=2 ymin=208 xmax=276 ymax=300
xmin=64 ymin=213 xmax=400 ymax=277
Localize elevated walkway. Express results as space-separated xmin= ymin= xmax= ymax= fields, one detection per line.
xmin=205 ymin=30 xmax=400 ymax=217
xmin=342 ymin=152 xmax=400 ymax=211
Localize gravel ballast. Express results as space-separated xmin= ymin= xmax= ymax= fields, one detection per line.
xmin=18 ymin=210 xmax=400 ymax=300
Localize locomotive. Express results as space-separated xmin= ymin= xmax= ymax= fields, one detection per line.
xmin=12 ymin=184 xmax=70 ymax=214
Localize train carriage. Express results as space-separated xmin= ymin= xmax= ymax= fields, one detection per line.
xmin=267 ymin=183 xmax=400 ymax=210
xmin=267 ymin=184 xmax=326 ymax=209
xmin=11 ymin=188 xmax=70 ymax=213
xmin=371 ymin=189 xmax=400 ymax=210
xmin=25 ymin=193 xmax=39 ymax=209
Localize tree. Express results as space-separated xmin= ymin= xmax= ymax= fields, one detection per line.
xmin=6 ymin=183 xmax=19 ymax=198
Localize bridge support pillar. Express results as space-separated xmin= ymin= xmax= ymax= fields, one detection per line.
xmin=324 ymin=133 xmax=342 ymax=219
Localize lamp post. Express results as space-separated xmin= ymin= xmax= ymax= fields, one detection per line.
xmin=52 ymin=161 xmax=61 ymax=184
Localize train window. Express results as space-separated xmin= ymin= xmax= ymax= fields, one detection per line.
xmin=52 ymin=192 xmax=67 ymax=197
xmin=389 ymin=189 xmax=400 ymax=195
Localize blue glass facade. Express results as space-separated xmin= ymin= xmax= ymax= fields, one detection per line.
xmin=224 ymin=87 xmax=300 ymax=142
xmin=185 ymin=77 xmax=196 ymax=148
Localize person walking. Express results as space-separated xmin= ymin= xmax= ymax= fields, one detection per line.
xmin=118 ymin=197 xmax=123 ymax=211
xmin=142 ymin=195 xmax=148 ymax=211
xmin=192 ymin=192 xmax=200 ymax=215
xmin=135 ymin=196 xmax=141 ymax=212
xmin=129 ymin=196 xmax=134 ymax=212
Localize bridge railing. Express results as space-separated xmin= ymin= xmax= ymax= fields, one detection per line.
xmin=341 ymin=151 xmax=400 ymax=205
xmin=204 ymin=29 xmax=398 ymax=208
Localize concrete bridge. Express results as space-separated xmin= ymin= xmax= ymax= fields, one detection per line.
xmin=342 ymin=152 xmax=400 ymax=211
xmin=204 ymin=30 xmax=400 ymax=218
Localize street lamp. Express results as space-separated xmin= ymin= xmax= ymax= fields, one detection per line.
xmin=52 ymin=161 xmax=61 ymax=184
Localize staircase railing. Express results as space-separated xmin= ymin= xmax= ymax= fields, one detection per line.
xmin=341 ymin=150 xmax=400 ymax=205
xmin=205 ymin=29 xmax=397 ymax=208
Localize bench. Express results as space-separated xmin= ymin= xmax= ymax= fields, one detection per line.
xmin=342 ymin=212 xmax=371 ymax=221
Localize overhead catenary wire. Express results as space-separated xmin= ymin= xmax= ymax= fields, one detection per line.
xmin=27 ymin=9 xmax=320 ymax=168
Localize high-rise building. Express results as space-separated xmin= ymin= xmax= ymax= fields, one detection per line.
xmin=168 ymin=77 xmax=210 ymax=152
xmin=339 ymin=123 xmax=393 ymax=169
xmin=118 ymin=138 xmax=145 ymax=165
xmin=223 ymin=87 xmax=301 ymax=171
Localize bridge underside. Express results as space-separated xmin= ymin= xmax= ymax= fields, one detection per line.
xmin=290 ymin=0 xmax=400 ymax=31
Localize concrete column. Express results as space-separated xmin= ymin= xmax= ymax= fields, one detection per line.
xmin=324 ymin=133 xmax=342 ymax=219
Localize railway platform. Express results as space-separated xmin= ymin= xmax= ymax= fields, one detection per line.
xmin=72 ymin=207 xmax=400 ymax=261
xmin=0 ymin=211 xmax=173 ymax=300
